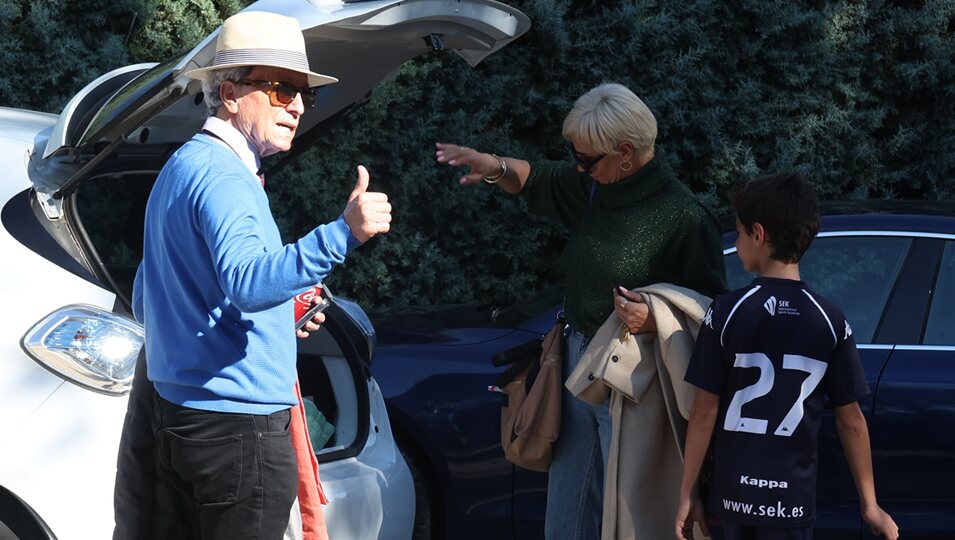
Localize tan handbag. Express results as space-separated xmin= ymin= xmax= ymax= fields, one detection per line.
xmin=494 ymin=322 xmax=564 ymax=472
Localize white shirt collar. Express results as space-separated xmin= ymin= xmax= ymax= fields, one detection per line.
xmin=200 ymin=116 xmax=262 ymax=177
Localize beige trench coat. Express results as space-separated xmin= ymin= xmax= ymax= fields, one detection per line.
xmin=566 ymin=283 xmax=711 ymax=540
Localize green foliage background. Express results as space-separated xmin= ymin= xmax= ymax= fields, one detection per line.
xmin=2 ymin=0 xmax=953 ymax=308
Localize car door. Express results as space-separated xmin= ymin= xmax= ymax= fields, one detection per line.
xmin=866 ymin=236 xmax=955 ymax=539
xmin=724 ymin=231 xmax=913 ymax=539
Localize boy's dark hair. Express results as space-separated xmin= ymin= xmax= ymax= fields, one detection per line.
xmin=730 ymin=172 xmax=820 ymax=263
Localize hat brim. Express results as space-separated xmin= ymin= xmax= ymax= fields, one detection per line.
xmin=183 ymin=63 xmax=338 ymax=88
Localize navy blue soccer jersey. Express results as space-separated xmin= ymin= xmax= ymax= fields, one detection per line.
xmin=685 ymin=277 xmax=870 ymax=528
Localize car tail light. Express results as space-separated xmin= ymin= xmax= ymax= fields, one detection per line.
xmin=21 ymin=304 xmax=144 ymax=395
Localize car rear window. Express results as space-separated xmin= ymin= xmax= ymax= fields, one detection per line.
xmin=924 ymin=241 xmax=955 ymax=345
xmin=725 ymin=235 xmax=911 ymax=343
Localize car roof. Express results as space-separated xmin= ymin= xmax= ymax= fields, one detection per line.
xmin=720 ymin=199 xmax=955 ymax=236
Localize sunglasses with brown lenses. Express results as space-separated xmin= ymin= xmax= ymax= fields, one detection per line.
xmin=565 ymin=142 xmax=605 ymax=173
xmin=236 ymin=79 xmax=318 ymax=109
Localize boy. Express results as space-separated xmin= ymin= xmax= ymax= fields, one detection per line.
xmin=674 ymin=173 xmax=898 ymax=540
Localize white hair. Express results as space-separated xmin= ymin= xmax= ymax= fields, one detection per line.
xmin=562 ymin=83 xmax=657 ymax=158
xmin=200 ymin=66 xmax=253 ymax=116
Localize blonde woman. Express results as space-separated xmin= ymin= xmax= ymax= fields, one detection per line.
xmin=437 ymin=83 xmax=726 ymax=539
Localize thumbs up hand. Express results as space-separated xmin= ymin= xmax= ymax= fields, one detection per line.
xmin=343 ymin=165 xmax=392 ymax=243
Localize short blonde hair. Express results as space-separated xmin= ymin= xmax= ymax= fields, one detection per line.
xmin=561 ymin=83 xmax=657 ymax=157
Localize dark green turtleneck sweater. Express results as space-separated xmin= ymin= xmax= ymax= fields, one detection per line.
xmin=522 ymin=151 xmax=727 ymax=337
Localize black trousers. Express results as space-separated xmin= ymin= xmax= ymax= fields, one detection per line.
xmin=114 ymin=352 xmax=161 ymax=540
xmin=113 ymin=354 xmax=298 ymax=540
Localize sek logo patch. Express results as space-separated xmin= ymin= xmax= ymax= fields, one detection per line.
xmin=740 ymin=475 xmax=788 ymax=489
xmin=764 ymin=296 xmax=777 ymax=316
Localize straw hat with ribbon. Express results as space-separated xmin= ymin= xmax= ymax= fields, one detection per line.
xmin=184 ymin=11 xmax=338 ymax=87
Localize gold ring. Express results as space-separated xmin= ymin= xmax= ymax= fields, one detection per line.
xmin=620 ymin=299 xmax=629 ymax=309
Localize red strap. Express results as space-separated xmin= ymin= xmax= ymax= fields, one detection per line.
xmin=291 ymin=381 xmax=330 ymax=540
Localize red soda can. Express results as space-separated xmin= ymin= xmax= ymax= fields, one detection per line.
xmin=293 ymin=284 xmax=331 ymax=330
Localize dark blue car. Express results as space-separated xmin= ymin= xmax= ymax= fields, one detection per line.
xmin=369 ymin=202 xmax=955 ymax=540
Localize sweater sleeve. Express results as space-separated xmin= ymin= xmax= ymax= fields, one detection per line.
xmin=195 ymin=174 xmax=356 ymax=313
xmin=521 ymin=160 xmax=592 ymax=229
xmin=132 ymin=262 xmax=144 ymax=323
xmin=671 ymin=203 xmax=728 ymax=299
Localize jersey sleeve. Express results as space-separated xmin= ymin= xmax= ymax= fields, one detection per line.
xmin=822 ymin=313 xmax=871 ymax=406
xmin=685 ymin=298 xmax=728 ymax=395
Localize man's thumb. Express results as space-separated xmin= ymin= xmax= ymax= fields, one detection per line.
xmin=349 ymin=165 xmax=370 ymax=201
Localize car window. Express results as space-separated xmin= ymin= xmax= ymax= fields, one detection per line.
xmin=923 ymin=241 xmax=955 ymax=345
xmin=725 ymin=235 xmax=912 ymax=343
xmin=76 ymin=174 xmax=150 ymax=266
xmin=73 ymin=174 xmax=155 ymax=307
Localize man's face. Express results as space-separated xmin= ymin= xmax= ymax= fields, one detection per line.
xmin=229 ymin=66 xmax=308 ymax=157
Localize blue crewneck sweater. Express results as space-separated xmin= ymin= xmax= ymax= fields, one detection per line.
xmin=133 ymin=134 xmax=358 ymax=414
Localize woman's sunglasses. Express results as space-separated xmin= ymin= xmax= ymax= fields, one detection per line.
xmin=237 ymin=79 xmax=318 ymax=109
xmin=566 ymin=142 xmax=605 ymax=173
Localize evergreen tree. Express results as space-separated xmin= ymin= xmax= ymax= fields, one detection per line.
xmin=127 ymin=0 xmax=249 ymax=63
xmin=267 ymin=0 xmax=954 ymax=307
xmin=0 ymin=0 xmax=249 ymax=113
xmin=0 ymin=0 xmax=141 ymax=113
xmin=1 ymin=0 xmax=952 ymax=307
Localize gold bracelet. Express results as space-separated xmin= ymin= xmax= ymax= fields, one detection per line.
xmin=483 ymin=154 xmax=507 ymax=184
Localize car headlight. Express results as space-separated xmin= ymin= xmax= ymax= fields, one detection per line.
xmin=21 ymin=304 xmax=144 ymax=395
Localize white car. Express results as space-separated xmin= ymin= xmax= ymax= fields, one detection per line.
xmin=0 ymin=1 xmax=530 ymax=538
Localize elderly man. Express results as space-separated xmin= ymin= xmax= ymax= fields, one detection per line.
xmin=114 ymin=11 xmax=391 ymax=539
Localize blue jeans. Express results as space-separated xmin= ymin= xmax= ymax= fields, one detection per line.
xmin=545 ymin=330 xmax=612 ymax=540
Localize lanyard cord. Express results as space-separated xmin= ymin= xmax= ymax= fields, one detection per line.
xmin=200 ymin=129 xmax=265 ymax=178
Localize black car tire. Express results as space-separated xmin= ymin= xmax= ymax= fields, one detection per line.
xmin=0 ymin=520 xmax=20 ymax=540
xmin=398 ymin=442 xmax=434 ymax=540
